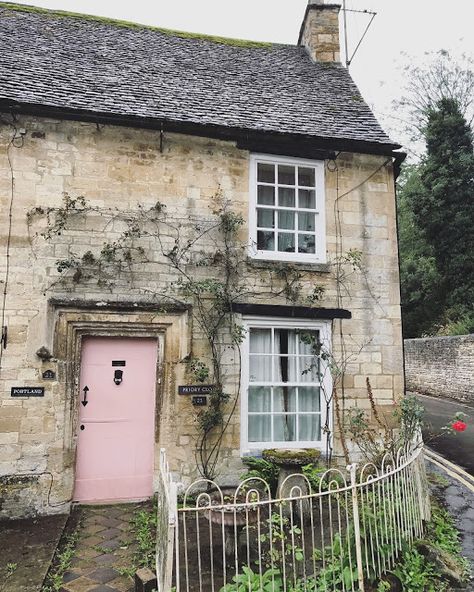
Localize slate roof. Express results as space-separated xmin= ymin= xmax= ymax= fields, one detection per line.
xmin=0 ymin=3 xmax=399 ymax=151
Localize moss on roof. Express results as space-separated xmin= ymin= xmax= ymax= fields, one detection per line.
xmin=0 ymin=1 xmax=274 ymax=48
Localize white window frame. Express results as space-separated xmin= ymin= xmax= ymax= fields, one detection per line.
xmin=240 ymin=316 xmax=332 ymax=455
xmin=248 ymin=154 xmax=326 ymax=264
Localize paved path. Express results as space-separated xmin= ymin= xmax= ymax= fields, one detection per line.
xmin=415 ymin=393 xmax=474 ymax=474
xmin=0 ymin=514 xmax=67 ymax=592
xmin=55 ymin=504 xmax=143 ymax=592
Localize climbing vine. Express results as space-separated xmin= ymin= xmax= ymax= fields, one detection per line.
xmin=28 ymin=183 xmax=372 ymax=479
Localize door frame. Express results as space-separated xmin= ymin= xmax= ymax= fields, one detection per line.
xmin=50 ymin=301 xmax=191 ymax=501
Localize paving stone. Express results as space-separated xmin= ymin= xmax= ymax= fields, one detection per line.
xmin=99 ymin=539 xmax=122 ymax=550
xmin=88 ymin=567 xmax=120 ymax=584
xmin=107 ymin=576 xmax=134 ymax=592
xmin=82 ymin=524 xmax=107 ymax=535
xmin=61 ymin=576 xmax=97 ymax=592
xmin=94 ymin=553 xmax=119 ymax=566
xmin=88 ymin=586 xmax=117 ymax=592
xmin=94 ymin=516 xmax=123 ymax=528
xmin=78 ymin=536 xmax=104 ymax=547
xmin=70 ymin=557 xmax=98 ymax=570
xmin=62 ymin=570 xmax=82 ymax=583
xmin=99 ymin=528 xmax=122 ymax=540
xmin=75 ymin=547 xmax=102 ymax=560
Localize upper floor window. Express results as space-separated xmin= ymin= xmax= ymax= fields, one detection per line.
xmin=249 ymin=155 xmax=326 ymax=263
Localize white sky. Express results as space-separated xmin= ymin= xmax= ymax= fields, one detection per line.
xmin=10 ymin=0 xmax=474 ymax=148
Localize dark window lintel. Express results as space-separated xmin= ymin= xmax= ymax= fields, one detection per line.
xmin=231 ymin=303 xmax=351 ymax=320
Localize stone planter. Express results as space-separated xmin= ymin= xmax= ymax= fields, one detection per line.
xmin=263 ymin=448 xmax=321 ymax=518
xmin=204 ymin=487 xmax=260 ymax=557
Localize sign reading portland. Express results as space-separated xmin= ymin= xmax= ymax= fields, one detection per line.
xmin=11 ymin=387 xmax=45 ymax=397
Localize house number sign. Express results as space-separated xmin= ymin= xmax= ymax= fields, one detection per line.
xmin=178 ymin=385 xmax=214 ymax=395
xmin=192 ymin=396 xmax=207 ymax=406
xmin=11 ymin=387 xmax=45 ymax=397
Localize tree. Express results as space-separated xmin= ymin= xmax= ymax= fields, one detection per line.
xmin=405 ymin=98 xmax=474 ymax=335
xmin=397 ymin=165 xmax=442 ymax=337
xmin=391 ymin=50 xmax=474 ymax=157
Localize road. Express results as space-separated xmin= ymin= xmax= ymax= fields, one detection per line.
xmin=415 ymin=393 xmax=474 ymax=475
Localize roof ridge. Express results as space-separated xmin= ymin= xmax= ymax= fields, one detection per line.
xmin=0 ymin=1 xmax=281 ymax=48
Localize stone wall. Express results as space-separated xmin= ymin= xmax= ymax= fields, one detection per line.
xmin=0 ymin=114 xmax=403 ymax=517
xmin=405 ymin=335 xmax=474 ymax=404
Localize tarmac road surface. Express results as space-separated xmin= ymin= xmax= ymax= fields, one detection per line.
xmin=415 ymin=392 xmax=474 ymax=475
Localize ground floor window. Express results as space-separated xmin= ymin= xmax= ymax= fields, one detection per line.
xmin=241 ymin=317 xmax=331 ymax=453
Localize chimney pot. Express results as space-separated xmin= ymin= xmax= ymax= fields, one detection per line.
xmin=299 ymin=2 xmax=341 ymax=64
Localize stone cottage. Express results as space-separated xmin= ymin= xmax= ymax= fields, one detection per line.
xmin=0 ymin=1 xmax=405 ymax=518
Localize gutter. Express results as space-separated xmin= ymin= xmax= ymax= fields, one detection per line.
xmin=0 ymin=99 xmax=402 ymax=160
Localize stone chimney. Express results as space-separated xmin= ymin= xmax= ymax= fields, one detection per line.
xmin=298 ymin=0 xmax=341 ymax=63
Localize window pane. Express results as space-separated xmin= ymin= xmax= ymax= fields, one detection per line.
xmin=299 ymin=387 xmax=320 ymax=412
xmin=257 ymin=185 xmax=275 ymax=206
xmin=298 ymin=212 xmax=315 ymax=231
xmin=274 ymin=355 xmax=298 ymax=383
xmin=278 ymin=187 xmax=295 ymax=207
xmin=278 ymin=165 xmax=295 ymax=185
xmin=274 ymin=386 xmax=297 ymax=412
xmin=249 ymin=355 xmax=272 ymax=382
xmin=300 ymin=356 xmax=320 ymax=382
xmin=278 ymin=233 xmax=295 ymax=253
xmin=278 ymin=211 xmax=295 ymax=230
xmin=298 ymin=234 xmax=316 ymax=254
xmin=257 ymin=208 xmax=275 ymax=229
xmin=299 ymin=189 xmax=316 ymax=209
xmin=257 ymin=230 xmax=275 ymax=251
xmin=298 ymin=167 xmax=315 ymax=187
xmin=249 ymin=328 xmax=272 ymax=353
xmin=248 ymin=386 xmax=271 ymax=412
xmin=257 ymin=163 xmax=275 ymax=183
xmin=249 ymin=415 xmax=271 ymax=442
xmin=298 ymin=331 xmax=320 ymax=356
xmin=298 ymin=415 xmax=321 ymax=441
xmin=274 ymin=415 xmax=296 ymax=441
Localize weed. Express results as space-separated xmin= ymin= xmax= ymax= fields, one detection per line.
xmin=427 ymin=471 xmax=449 ymax=488
xmin=0 ymin=562 xmax=18 ymax=592
xmin=393 ymin=546 xmax=439 ymax=592
xmin=241 ymin=457 xmax=279 ymax=496
xmin=42 ymin=531 xmax=80 ymax=592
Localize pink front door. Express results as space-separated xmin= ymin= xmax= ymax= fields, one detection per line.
xmin=74 ymin=337 xmax=158 ymax=503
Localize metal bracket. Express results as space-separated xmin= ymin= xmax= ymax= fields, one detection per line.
xmin=1 ymin=326 xmax=7 ymax=349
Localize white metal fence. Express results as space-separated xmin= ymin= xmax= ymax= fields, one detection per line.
xmin=158 ymin=444 xmax=430 ymax=592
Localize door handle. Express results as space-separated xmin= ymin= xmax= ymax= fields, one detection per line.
xmin=82 ymin=386 xmax=89 ymax=407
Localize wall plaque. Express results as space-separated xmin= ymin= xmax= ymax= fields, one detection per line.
xmin=42 ymin=370 xmax=56 ymax=380
xmin=192 ymin=396 xmax=207 ymax=406
xmin=178 ymin=385 xmax=214 ymax=395
xmin=11 ymin=387 xmax=45 ymax=397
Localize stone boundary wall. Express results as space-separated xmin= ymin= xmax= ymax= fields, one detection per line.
xmin=404 ymin=335 xmax=474 ymax=404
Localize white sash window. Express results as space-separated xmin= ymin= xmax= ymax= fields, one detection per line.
xmin=249 ymin=154 xmax=326 ymax=263
xmin=241 ymin=317 xmax=332 ymax=453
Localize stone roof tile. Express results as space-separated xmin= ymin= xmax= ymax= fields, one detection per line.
xmin=0 ymin=4 xmax=397 ymax=149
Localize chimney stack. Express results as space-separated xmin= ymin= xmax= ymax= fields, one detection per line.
xmin=298 ymin=1 xmax=341 ymax=64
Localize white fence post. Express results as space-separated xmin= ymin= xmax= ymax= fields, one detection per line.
xmin=349 ymin=463 xmax=365 ymax=592
xmin=156 ymin=448 xmax=178 ymax=592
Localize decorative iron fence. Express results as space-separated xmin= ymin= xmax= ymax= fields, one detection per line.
xmin=167 ymin=444 xmax=430 ymax=592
